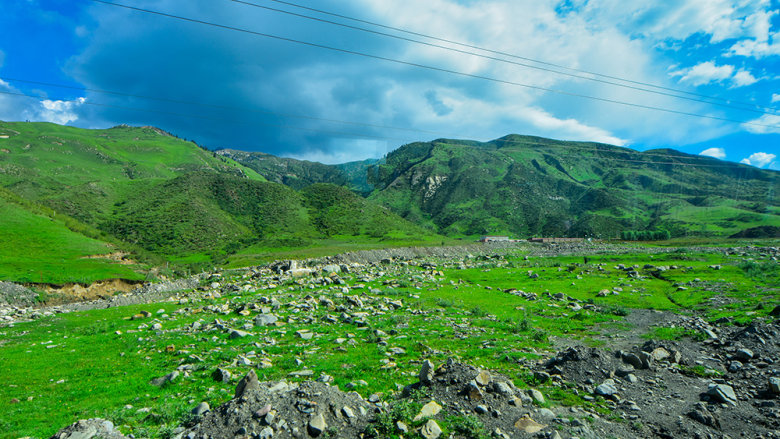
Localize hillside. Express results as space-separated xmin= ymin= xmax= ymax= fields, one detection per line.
xmin=0 ymin=190 xmax=144 ymax=284
xmin=217 ymin=149 xmax=377 ymax=193
xmin=364 ymin=135 xmax=779 ymax=238
xmin=0 ymin=122 xmax=264 ymax=224
xmin=0 ymin=121 xmax=440 ymax=281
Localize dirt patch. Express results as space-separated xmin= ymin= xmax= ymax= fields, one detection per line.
xmin=40 ymin=279 xmax=142 ymax=305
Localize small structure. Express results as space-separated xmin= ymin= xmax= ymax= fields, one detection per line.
xmin=528 ymin=237 xmax=584 ymax=243
xmin=479 ymin=236 xmax=510 ymax=243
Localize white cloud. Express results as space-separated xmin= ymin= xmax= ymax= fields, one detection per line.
xmin=575 ymin=0 xmax=774 ymax=44
xmin=740 ymin=152 xmax=777 ymax=167
xmin=671 ymin=61 xmax=734 ymax=86
xmin=0 ymin=79 xmax=87 ymax=124
xmin=287 ymin=138 xmax=389 ymax=164
xmin=731 ymin=69 xmax=759 ymax=87
xmin=39 ymin=97 xmax=86 ymax=125
xmin=772 ymin=93 xmax=780 ymax=103
xmin=727 ymin=33 xmax=780 ymax=58
xmin=700 ymin=147 xmax=726 ymax=159
xmin=518 ymin=106 xmax=627 ymax=146
xmin=742 ymin=114 xmax=780 ymax=134
xmin=671 ymin=63 xmax=761 ymax=88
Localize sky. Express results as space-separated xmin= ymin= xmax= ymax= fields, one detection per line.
xmin=0 ymin=0 xmax=778 ymax=168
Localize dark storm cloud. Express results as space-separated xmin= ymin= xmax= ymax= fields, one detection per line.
xmin=63 ymin=0 xmax=434 ymax=158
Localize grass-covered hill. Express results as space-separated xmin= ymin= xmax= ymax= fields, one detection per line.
xmin=217 ymin=149 xmax=377 ymax=194
xmin=364 ymin=135 xmax=779 ymax=238
xmin=0 ymin=121 xmax=439 ymax=283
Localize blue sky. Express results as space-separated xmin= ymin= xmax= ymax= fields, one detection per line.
xmin=0 ymin=0 xmax=778 ymax=167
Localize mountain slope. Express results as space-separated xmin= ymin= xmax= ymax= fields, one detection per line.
xmin=0 ymin=121 xmax=440 ymax=279
xmin=0 ymin=121 xmax=263 ymax=225
xmin=0 ymin=189 xmax=144 ymax=284
xmin=218 ymin=149 xmax=377 ymax=194
xmin=365 ymin=135 xmax=779 ymax=238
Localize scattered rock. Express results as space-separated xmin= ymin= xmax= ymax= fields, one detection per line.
xmin=212 ymin=368 xmax=231 ymax=383
xmin=191 ymin=402 xmax=210 ymax=416
xmin=49 ymin=418 xmax=128 ymax=439
xmin=706 ymin=383 xmax=737 ymax=406
xmin=308 ymin=413 xmax=327 ymax=437
xmin=420 ymin=419 xmax=442 ymax=439
xmin=414 ymin=400 xmax=442 ymax=421
xmin=514 ymin=415 xmax=546 ymax=433
xmin=235 ymin=370 xmax=260 ymax=398
xmin=149 ymin=371 xmax=178 ymax=387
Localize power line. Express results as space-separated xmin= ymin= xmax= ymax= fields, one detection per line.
xmin=86 ymin=0 xmax=780 ymax=132
xmin=227 ymin=0 xmax=780 ymax=117
xmin=4 ymin=76 xmax=771 ymax=165
xmin=255 ymin=0 xmax=779 ymax=115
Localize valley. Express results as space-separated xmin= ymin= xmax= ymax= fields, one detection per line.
xmin=0 ymin=121 xmax=777 ymax=438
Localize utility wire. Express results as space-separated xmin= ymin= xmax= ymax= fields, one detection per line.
xmin=4 ymin=76 xmax=771 ymax=164
xmin=86 ymin=0 xmax=780 ymax=132
xmin=256 ymin=0 xmax=779 ymax=114
xmin=228 ymin=0 xmax=780 ymax=116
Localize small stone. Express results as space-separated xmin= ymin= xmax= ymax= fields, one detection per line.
xmin=295 ymin=330 xmax=314 ymax=340
xmin=650 ymin=347 xmax=670 ymax=362
xmin=396 ymin=421 xmax=409 ymax=433
xmin=465 ymin=381 xmax=484 ymax=401
xmin=420 ymin=419 xmax=442 ymax=439
xmin=528 ymin=388 xmax=545 ymax=404
xmin=534 ymin=371 xmax=551 ymax=383
xmin=419 ymin=360 xmax=435 ymax=385
xmin=308 ymin=413 xmax=327 ymax=437
xmin=254 ymin=404 xmax=273 ymax=418
xmin=537 ymin=408 xmax=555 ymax=420
xmin=342 ymin=406 xmax=355 ymax=418
xmin=514 ymin=415 xmax=546 ymax=433
xmin=229 ymin=329 xmax=251 ymax=339
xmin=235 ymin=370 xmax=260 ymax=398
xmin=414 ymin=400 xmax=442 ymax=421
xmin=258 ymin=426 xmax=274 ymax=439
xmin=212 ymin=368 xmax=231 ymax=383
xmin=475 ymin=370 xmax=491 ymax=386
xmin=735 ymin=348 xmax=754 ymax=362
xmin=254 ymin=314 xmax=278 ymax=326
xmin=191 ymin=402 xmax=210 ymax=416
xmin=149 ymin=371 xmax=178 ymax=387
xmin=706 ymin=383 xmax=737 ymax=405
xmin=595 ymin=379 xmax=618 ymax=397
xmin=492 ymin=381 xmax=513 ymax=395
xmin=728 ymin=361 xmax=743 ymax=373
xmin=768 ymin=377 xmax=780 ymax=394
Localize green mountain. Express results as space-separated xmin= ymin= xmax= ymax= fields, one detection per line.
xmin=1 ymin=120 xmax=776 ymax=284
xmin=363 ymin=135 xmax=779 ymax=238
xmin=0 ymin=121 xmax=438 ymax=282
xmin=217 ymin=149 xmax=377 ymax=194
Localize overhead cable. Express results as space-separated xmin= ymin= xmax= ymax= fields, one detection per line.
xmin=86 ymin=0 xmax=780 ymax=131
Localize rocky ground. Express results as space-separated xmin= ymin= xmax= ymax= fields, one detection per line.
xmin=4 ymin=242 xmax=778 ymax=439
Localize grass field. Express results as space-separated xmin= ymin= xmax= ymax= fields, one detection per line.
xmin=0 ymin=198 xmax=145 ymax=284
xmin=1 ymin=246 xmax=777 ymax=438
